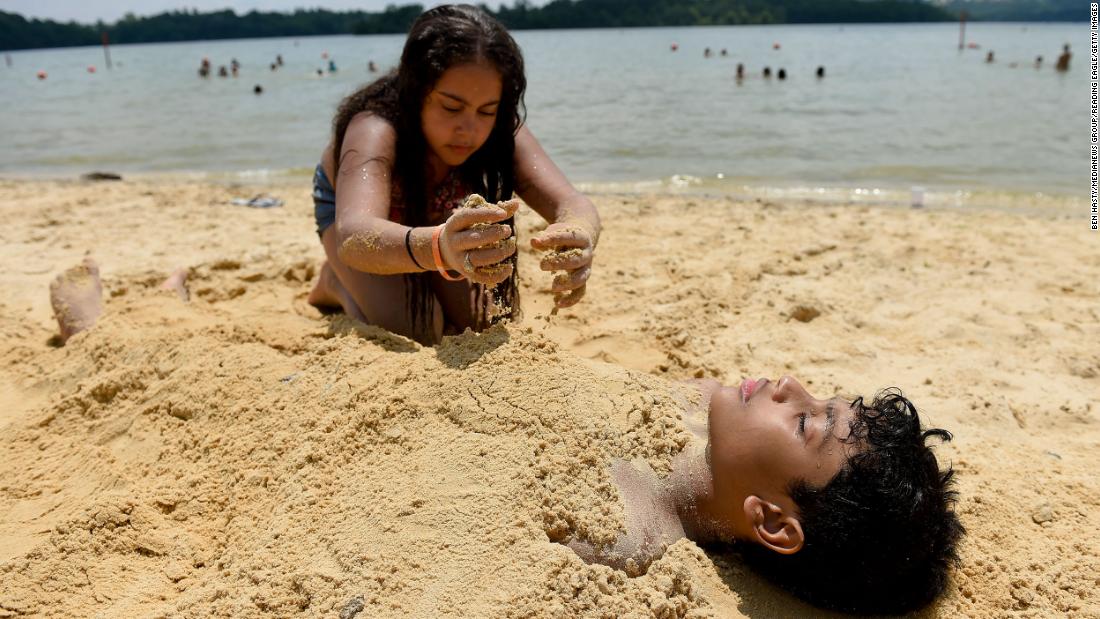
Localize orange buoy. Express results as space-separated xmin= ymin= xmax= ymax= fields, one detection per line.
xmin=87 ymin=65 xmax=96 ymax=73
xmin=36 ymin=70 xmax=47 ymax=80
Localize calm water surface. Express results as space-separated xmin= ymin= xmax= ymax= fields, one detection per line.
xmin=0 ymin=23 xmax=1089 ymax=210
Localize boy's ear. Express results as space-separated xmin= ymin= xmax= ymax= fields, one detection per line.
xmin=743 ymin=495 xmax=804 ymax=555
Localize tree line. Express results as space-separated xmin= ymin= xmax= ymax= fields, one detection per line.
xmin=4 ymin=0 xmax=1079 ymax=53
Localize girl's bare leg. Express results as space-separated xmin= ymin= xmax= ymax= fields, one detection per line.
xmin=49 ymin=257 xmax=103 ymax=344
xmin=430 ymin=277 xmax=481 ymax=335
xmin=309 ymin=228 xmax=444 ymax=345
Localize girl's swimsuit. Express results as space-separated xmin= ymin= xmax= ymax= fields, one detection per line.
xmin=312 ymin=164 xmax=472 ymax=238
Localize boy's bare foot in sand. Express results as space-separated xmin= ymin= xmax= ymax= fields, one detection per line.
xmin=49 ymin=259 xmax=191 ymax=345
xmin=160 ymin=267 xmax=190 ymax=302
xmin=49 ymin=257 xmax=103 ymax=344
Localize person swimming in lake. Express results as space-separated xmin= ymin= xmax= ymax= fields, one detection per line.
xmin=566 ymin=375 xmax=964 ymax=615
xmin=1055 ymin=44 xmax=1071 ymax=72
xmin=307 ymin=5 xmax=601 ymax=346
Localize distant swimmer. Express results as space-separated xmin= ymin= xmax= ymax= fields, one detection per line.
xmin=773 ymin=42 xmax=780 ymax=50
xmin=985 ymin=51 xmax=994 ymax=63
xmin=777 ymin=68 xmax=787 ymax=80
xmin=1034 ymin=56 xmax=1043 ymax=69
xmin=254 ymin=84 xmax=263 ymax=95
xmin=368 ymin=60 xmax=378 ymax=72
xmin=328 ymin=59 xmax=338 ymax=73
xmin=816 ymin=66 xmax=825 ymax=78
xmin=720 ymin=48 xmax=728 ymax=57
xmin=316 ymin=68 xmax=324 ymax=77
xmin=198 ymin=58 xmax=211 ymax=78
xmin=670 ymin=43 xmax=678 ymax=52
xmin=276 ymin=54 xmax=284 ymax=66
xmin=218 ymin=65 xmax=228 ymax=78
xmin=763 ymin=66 xmax=771 ymax=78
xmin=736 ymin=63 xmax=744 ymax=81
xmin=270 ymin=62 xmax=278 ymax=71
xmin=37 ymin=70 xmax=47 ymax=80
xmin=704 ymin=47 xmax=712 ymax=58
xmin=1056 ymin=44 xmax=1071 ymax=72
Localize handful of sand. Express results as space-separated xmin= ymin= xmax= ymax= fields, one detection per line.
xmin=457 ymin=194 xmax=518 ymax=278
xmin=457 ymin=194 xmax=518 ymax=320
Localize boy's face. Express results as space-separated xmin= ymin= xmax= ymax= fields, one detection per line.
xmin=705 ymin=376 xmax=859 ymax=535
xmin=421 ymin=61 xmax=502 ymax=169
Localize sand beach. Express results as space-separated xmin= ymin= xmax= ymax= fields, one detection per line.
xmin=0 ymin=177 xmax=1097 ymax=617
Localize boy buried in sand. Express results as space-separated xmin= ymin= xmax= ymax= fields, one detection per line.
xmin=48 ymin=257 xmax=189 ymax=344
xmin=48 ymin=259 xmax=962 ymax=615
xmin=568 ymin=376 xmax=964 ymax=615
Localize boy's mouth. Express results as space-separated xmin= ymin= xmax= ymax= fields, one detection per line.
xmin=740 ymin=378 xmax=768 ymax=403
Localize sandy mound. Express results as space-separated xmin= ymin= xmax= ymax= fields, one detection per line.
xmin=1 ymin=178 xmax=1098 ymax=617
xmin=0 ymin=275 xmax=711 ymax=617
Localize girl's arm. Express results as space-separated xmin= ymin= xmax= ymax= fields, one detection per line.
xmin=332 ymin=113 xmax=515 ymax=284
xmin=513 ymin=125 xmax=602 ymax=308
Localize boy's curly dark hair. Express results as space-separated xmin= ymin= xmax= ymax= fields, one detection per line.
xmin=739 ymin=388 xmax=964 ymax=615
xmin=331 ymin=4 xmax=526 ymax=338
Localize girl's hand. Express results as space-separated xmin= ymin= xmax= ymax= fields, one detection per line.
xmin=531 ymin=221 xmax=595 ymax=308
xmin=439 ymin=199 xmax=520 ymax=286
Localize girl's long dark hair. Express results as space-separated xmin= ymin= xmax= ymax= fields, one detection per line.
xmin=331 ymin=4 xmax=526 ymax=340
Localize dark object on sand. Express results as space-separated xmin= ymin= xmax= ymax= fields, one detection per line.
xmin=339 ymin=596 xmax=365 ymax=619
xmin=230 ymin=194 xmax=283 ymax=208
xmin=82 ymin=172 xmax=122 ymax=181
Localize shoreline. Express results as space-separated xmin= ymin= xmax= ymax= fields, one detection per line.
xmin=0 ymin=171 xmax=1085 ymax=218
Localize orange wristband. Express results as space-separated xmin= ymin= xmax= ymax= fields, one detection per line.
xmin=431 ymin=225 xmax=465 ymax=281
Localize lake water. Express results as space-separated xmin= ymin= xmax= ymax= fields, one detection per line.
xmin=0 ymin=23 xmax=1088 ymax=210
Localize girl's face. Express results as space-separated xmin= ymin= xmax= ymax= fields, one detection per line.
xmin=421 ymin=61 xmax=503 ymax=169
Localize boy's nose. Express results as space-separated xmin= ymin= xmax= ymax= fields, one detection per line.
xmin=772 ymin=375 xmax=811 ymax=402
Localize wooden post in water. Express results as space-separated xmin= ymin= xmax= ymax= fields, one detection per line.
xmin=958 ymin=11 xmax=967 ymax=50
xmin=101 ymin=31 xmax=112 ymax=69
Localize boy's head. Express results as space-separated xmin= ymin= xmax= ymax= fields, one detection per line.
xmin=705 ymin=377 xmax=963 ymax=614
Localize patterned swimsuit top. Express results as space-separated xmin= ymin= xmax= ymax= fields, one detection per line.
xmin=389 ymin=169 xmax=472 ymax=225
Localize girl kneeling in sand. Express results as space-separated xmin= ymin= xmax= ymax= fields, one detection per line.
xmin=308 ymin=5 xmax=600 ymax=345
